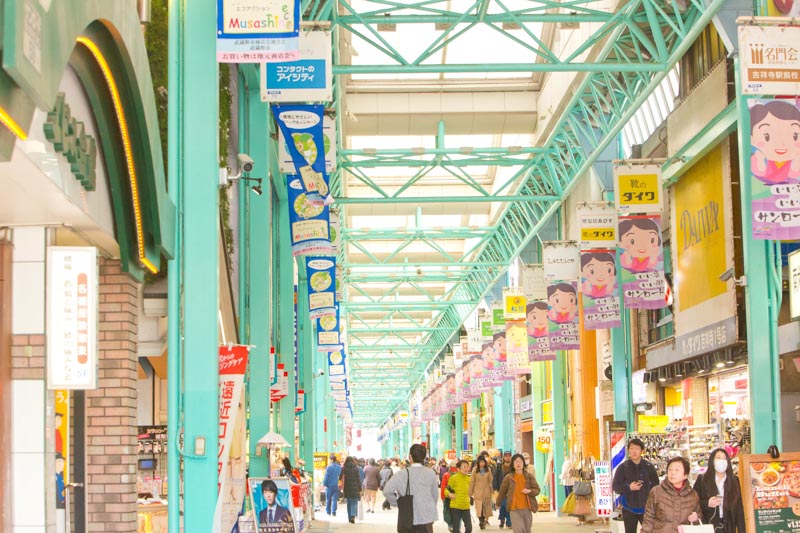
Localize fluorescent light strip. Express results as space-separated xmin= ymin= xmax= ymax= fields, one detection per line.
xmin=76 ymin=36 xmax=157 ymax=274
xmin=0 ymin=106 xmax=27 ymax=139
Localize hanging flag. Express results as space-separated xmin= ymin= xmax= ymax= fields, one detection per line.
xmin=306 ymin=257 xmax=336 ymax=319
xmin=444 ymin=373 xmax=457 ymax=411
xmin=287 ymin=176 xmax=331 ymax=256
xmin=526 ymin=301 xmax=556 ymax=362
xmin=578 ymin=203 xmax=618 ymax=249
xmin=273 ymin=104 xmax=332 ymax=204
xmin=618 ymin=215 xmax=667 ymax=309
xmin=521 ymin=264 xmax=546 ymax=301
xmin=261 ymin=29 xmax=334 ymax=102
xmin=316 ymin=307 xmax=343 ymax=352
xmin=481 ymin=342 xmax=503 ymax=387
xmin=328 ymin=351 xmax=347 ymax=381
xmin=748 ymin=98 xmax=800 ymax=240
xmin=543 ymin=242 xmax=580 ymax=350
xmin=295 ymin=389 xmax=305 ymax=414
xmin=216 ymin=0 xmax=300 ymax=63
xmin=505 ymin=320 xmax=530 ymax=374
xmin=580 ymin=249 xmax=622 ymax=329
xmin=613 ymin=163 xmax=663 ymax=214
xmin=503 ymin=288 xmax=527 ymax=320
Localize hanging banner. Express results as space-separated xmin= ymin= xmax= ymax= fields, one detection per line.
xmin=270 ymin=363 xmax=289 ymax=402
xmin=503 ymin=288 xmax=527 ymax=320
xmin=492 ymin=307 xmax=505 ymax=332
xmin=505 ymin=320 xmax=530 ymax=375
xmin=46 ymin=246 xmax=98 ymax=390
xmin=273 ymin=105 xmax=332 ymax=204
xmin=316 ymin=308 xmax=343 ymax=352
xmin=614 ymin=164 xmax=663 ymax=214
xmin=543 ymin=242 xmax=580 ymax=350
xmin=466 ymin=354 xmax=483 ymax=397
xmin=327 ymin=351 xmax=347 ymax=380
xmin=286 ymin=176 xmax=331 ymax=256
xmin=329 ymin=209 xmax=341 ymax=255
xmin=55 ymin=390 xmax=69 ymax=513
xmin=521 ymin=264 xmax=546 ymax=301
xmin=444 ymin=373 xmax=457 ymax=411
xmin=578 ymin=203 xmax=618 ymax=249
xmin=467 ymin=328 xmax=483 ymax=354
xmin=526 ymin=301 xmax=556 ymax=362
xmin=749 ymin=98 xmax=800 ymax=240
xmin=295 ymin=389 xmax=305 ymax=414
xmin=580 ymin=249 xmax=622 ymax=329
xmin=492 ymin=330 xmax=510 ymax=380
xmin=261 ymin=29 xmax=333 ymax=102
xmin=738 ymin=21 xmax=800 ymax=96
xmin=480 ymin=318 xmax=493 ymax=340
xmin=305 ymin=257 xmax=336 ymax=319
xmin=618 ymin=215 xmax=667 ymax=309
xmin=216 ymin=0 xmax=300 ymax=63
xmin=216 ymin=345 xmax=250 ymax=533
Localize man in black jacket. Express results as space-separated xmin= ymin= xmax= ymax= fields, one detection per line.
xmin=611 ymin=438 xmax=659 ymax=533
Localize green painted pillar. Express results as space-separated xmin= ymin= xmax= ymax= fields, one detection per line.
xmin=471 ymin=399 xmax=482 ymax=454
xmin=440 ymin=414 xmax=452 ymax=456
xmin=275 ymin=198 xmax=296 ymax=462
xmin=454 ymin=406 xmax=464 ymax=455
xmin=611 ymin=314 xmax=634 ymax=427
xmin=314 ymin=352 xmax=328 ymax=453
xmin=242 ymin=65 xmax=272 ymax=478
xmin=531 ymin=363 xmax=548 ymax=490
xmin=552 ymin=354 xmax=568 ymax=513
xmin=734 ymin=56 xmax=782 ymax=452
xmin=297 ymin=271 xmax=315 ymax=472
xmin=494 ymin=382 xmax=513 ymax=452
xmin=180 ymin=0 xmax=219 ymax=528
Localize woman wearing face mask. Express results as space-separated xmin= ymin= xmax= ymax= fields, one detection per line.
xmin=641 ymin=457 xmax=700 ymax=533
xmin=692 ymin=449 xmax=745 ymax=533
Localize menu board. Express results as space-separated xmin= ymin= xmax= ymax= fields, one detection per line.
xmin=742 ymin=453 xmax=800 ymax=533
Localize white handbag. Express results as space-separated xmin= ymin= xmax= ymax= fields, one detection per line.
xmin=678 ymin=520 xmax=714 ymax=533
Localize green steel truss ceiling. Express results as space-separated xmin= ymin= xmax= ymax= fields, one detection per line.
xmin=299 ymin=0 xmax=725 ymax=426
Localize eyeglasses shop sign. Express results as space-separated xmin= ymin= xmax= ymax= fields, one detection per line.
xmin=46 ymin=247 xmax=98 ymax=390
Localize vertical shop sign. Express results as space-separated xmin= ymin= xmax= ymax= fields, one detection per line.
xmin=216 ymin=0 xmax=300 ymax=63
xmin=748 ymin=98 xmax=800 ymax=240
xmin=580 ymin=249 xmax=622 ymax=329
xmin=614 ymin=164 xmax=663 ymax=214
xmin=295 ymin=389 xmax=305 ymax=414
xmin=618 ymin=215 xmax=667 ymax=309
xmin=521 ymin=264 xmax=546 ymax=301
xmin=594 ymin=461 xmax=613 ymax=517
xmin=47 ymin=247 xmax=98 ymax=390
xmin=261 ymin=29 xmax=333 ymax=102
xmin=55 ymin=390 xmax=69 ymax=512
xmin=286 ymin=176 xmax=331 ymax=256
xmin=305 ymin=257 xmax=336 ymax=319
xmin=578 ymin=203 xmax=618 ymax=249
xmin=216 ymin=345 xmax=250 ymax=532
xmin=274 ymin=105 xmax=331 ymax=204
xmin=543 ymin=242 xmax=580 ymax=350
xmin=503 ymin=288 xmax=527 ymax=320
xmin=738 ymin=22 xmax=800 ymax=95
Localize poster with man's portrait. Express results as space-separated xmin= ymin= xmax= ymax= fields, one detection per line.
xmin=249 ymin=478 xmax=297 ymax=533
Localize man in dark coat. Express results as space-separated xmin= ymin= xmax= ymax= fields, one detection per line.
xmin=612 ymin=438 xmax=660 ymax=533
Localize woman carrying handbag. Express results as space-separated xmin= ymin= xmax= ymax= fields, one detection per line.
xmin=692 ymin=449 xmax=745 ymax=533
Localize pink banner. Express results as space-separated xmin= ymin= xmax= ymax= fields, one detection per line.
xmin=580 ymin=250 xmax=622 ymax=329
xmin=526 ymin=301 xmax=556 ymax=361
xmin=618 ymin=215 xmax=667 ymax=309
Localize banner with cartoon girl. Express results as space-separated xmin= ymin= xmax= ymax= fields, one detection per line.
xmin=749 ymin=98 xmax=800 ymax=240
xmin=618 ymin=215 xmax=667 ymax=309
xmin=526 ymin=301 xmax=556 ymax=361
xmin=481 ymin=341 xmax=504 ymax=387
xmin=543 ymin=242 xmax=580 ymax=350
xmin=580 ymin=249 xmax=622 ymax=329
xmin=505 ymin=320 xmax=530 ymax=374
xmin=444 ymin=373 xmax=457 ymax=411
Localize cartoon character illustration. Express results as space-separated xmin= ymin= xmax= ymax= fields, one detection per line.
xmin=471 ymin=354 xmax=484 ymax=380
xmin=492 ymin=331 xmax=507 ymax=362
xmin=618 ymin=218 xmax=661 ymax=273
xmin=506 ymin=323 xmax=527 ymax=351
xmin=526 ymin=301 xmax=550 ymax=338
xmin=750 ymin=100 xmax=800 ymax=185
xmin=581 ymin=252 xmax=617 ymax=299
xmin=482 ymin=342 xmax=495 ymax=370
xmin=446 ymin=374 xmax=456 ymax=395
xmin=56 ymin=453 xmax=65 ymax=509
xmin=547 ymin=283 xmax=578 ymax=324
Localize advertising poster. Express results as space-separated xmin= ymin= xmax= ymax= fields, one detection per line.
xmin=578 ymin=203 xmax=618 ymax=249
xmin=55 ymin=390 xmax=69 ymax=514
xmin=613 ymin=164 xmax=663 ymax=214
xmin=327 ymin=351 xmax=346 ymax=380
xmin=286 ymin=176 xmax=331 ymax=257
xmin=749 ymin=98 xmax=800 ymax=240
xmin=273 ymin=104 xmax=331 ymax=204
xmin=492 ymin=329 xmax=510 ymax=380
xmin=444 ymin=373 xmax=457 ymax=411
xmin=521 ymin=264 xmax=546 ymax=301
xmin=742 ymin=453 xmax=800 ymax=533
xmin=216 ymin=0 xmax=300 ymax=63
xmin=503 ymin=288 xmax=527 ymax=320
xmin=468 ymin=354 xmax=485 ymax=396
xmin=216 ymin=345 xmax=250 ymax=532
xmin=316 ymin=307 xmax=343 ymax=352
xmin=580 ymin=249 xmax=622 ymax=329
xmin=526 ymin=300 xmax=555 ymax=362
xmin=505 ymin=320 xmax=530 ymax=375
xmin=543 ymin=242 xmax=580 ymax=350
xmin=305 ymin=257 xmax=336 ymax=319
xmin=594 ymin=461 xmax=613 ymax=517
xmin=261 ymin=30 xmax=334 ymax=103
xmin=618 ymin=215 xmax=667 ymax=309
xmin=250 ymin=477 xmax=298 ymax=533
xmin=738 ymin=23 xmax=800 ymax=96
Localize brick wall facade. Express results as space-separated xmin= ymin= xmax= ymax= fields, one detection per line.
xmin=86 ymin=257 xmax=140 ymax=532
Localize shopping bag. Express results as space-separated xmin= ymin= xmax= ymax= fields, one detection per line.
xmin=560 ymin=492 xmax=576 ymax=515
xmin=574 ymin=496 xmax=592 ymax=516
xmin=358 ymin=499 xmax=365 ymax=520
xmin=443 ymin=497 xmax=452 ymax=525
xmin=573 ymin=480 xmax=593 ymax=496
xmin=397 ymin=470 xmax=414 ymax=533
xmin=677 ymin=524 xmax=714 ymax=533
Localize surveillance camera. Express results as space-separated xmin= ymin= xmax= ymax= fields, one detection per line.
xmin=238 ymin=153 xmax=255 ymax=173
xmin=719 ymin=268 xmax=735 ymax=282
xmin=317 ymin=369 xmax=325 ymax=377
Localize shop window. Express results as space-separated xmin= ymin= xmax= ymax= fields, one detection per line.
xmin=679 ymin=24 xmax=727 ymax=99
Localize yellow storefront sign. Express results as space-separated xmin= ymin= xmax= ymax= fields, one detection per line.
xmin=638 ymin=414 xmax=669 ymax=433
xmin=541 ymin=399 xmax=553 ymax=424
xmin=614 ymin=165 xmax=662 ymax=213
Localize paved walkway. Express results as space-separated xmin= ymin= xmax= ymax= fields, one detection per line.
xmin=308 ymin=495 xmax=612 ymax=533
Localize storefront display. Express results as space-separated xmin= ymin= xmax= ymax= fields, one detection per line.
xmin=687 ymin=424 xmax=722 ymax=478
xmin=742 ymin=452 xmax=800 ymax=533
xmin=628 ymin=431 xmax=686 ymax=477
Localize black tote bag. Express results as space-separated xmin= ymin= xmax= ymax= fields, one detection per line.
xmin=397 ymin=470 xmax=414 ymax=533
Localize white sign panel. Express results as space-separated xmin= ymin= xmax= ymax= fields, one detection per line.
xmin=542 ymin=241 xmax=580 ymax=281
xmin=577 ymin=203 xmax=618 ymax=249
xmin=594 ymin=460 xmax=613 ymax=517
xmin=279 ymin=114 xmax=336 ymax=174
xmin=261 ymin=30 xmax=333 ymax=102
xmin=46 ymin=247 xmax=98 ymax=390
xmin=521 ymin=264 xmax=546 ymax=300
xmin=790 ymin=249 xmax=800 ymax=321
xmin=738 ymin=20 xmax=800 ymax=96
